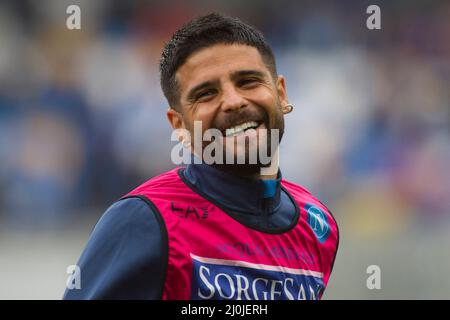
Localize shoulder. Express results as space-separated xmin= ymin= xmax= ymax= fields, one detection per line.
xmin=281 ymin=179 xmax=338 ymax=225
xmin=86 ymin=196 xmax=169 ymax=255
xmin=124 ymin=167 xmax=186 ymax=197
xmin=93 ymin=197 xmax=159 ymax=234
xmin=281 ymin=179 xmax=321 ymax=205
xmin=281 ymin=179 xmax=314 ymax=196
xmin=63 ymin=197 xmax=168 ymax=299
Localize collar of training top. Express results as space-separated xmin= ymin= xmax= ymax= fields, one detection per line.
xmin=182 ymin=155 xmax=282 ymax=216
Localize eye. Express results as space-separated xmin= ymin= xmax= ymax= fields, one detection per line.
xmin=196 ymin=89 xmax=217 ymax=102
xmin=238 ymin=78 xmax=260 ymax=88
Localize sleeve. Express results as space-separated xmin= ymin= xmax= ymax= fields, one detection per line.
xmin=63 ymin=197 xmax=167 ymax=299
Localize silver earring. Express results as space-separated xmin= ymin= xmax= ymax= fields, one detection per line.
xmin=284 ymin=103 xmax=294 ymax=114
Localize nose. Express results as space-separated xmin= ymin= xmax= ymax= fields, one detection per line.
xmin=220 ymin=83 xmax=247 ymax=112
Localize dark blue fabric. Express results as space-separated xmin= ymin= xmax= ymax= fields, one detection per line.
xmin=63 ymin=198 xmax=164 ymax=299
xmin=183 ymin=163 xmax=297 ymax=229
xmin=63 ymin=163 xmax=297 ymax=300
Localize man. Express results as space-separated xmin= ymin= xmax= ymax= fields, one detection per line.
xmin=64 ymin=13 xmax=339 ymax=300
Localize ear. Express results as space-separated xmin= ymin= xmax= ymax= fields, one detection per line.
xmin=275 ymin=75 xmax=289 ymax=107
xmin=167 ymin=107 xmax=185 ymax=130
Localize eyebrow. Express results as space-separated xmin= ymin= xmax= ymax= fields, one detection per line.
xmin=230 ymin=69 xmax=267 ymax=81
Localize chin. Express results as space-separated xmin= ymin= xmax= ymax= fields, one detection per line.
xmin=212 ymin=163 xmax=263 ymax=177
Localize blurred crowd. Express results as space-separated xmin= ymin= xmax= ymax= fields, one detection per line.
xmin=0 ymin=0 xmax=449 ymax=235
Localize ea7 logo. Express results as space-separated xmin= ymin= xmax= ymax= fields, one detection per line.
xmin=171 ymin=202 xmax=208 ymax=219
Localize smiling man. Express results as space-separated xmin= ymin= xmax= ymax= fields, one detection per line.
xmin=167 ymin=41 xmax=285 ymax=177
xmin=64 ymin=13 xmax=339 ymax=300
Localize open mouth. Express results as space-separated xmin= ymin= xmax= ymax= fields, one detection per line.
xmin=224 ymin=120 xmax=263 ymax=137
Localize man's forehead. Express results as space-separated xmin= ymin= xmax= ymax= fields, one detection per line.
xmin=176 ymin=44 xmax=269 ymax=90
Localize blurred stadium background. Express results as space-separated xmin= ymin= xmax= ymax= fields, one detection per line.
xmin=0 ymin=0 xmax=449 ymax=299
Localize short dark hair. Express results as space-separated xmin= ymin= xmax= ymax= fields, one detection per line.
xmin=159 ymin=13 xmax=278 ymax=110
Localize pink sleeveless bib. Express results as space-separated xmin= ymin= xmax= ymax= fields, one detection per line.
xmin=125 ymin=167 xmax=339 ymax=300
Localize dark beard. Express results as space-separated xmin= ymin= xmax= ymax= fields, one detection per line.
xmin=211 ymin=162 xmax=263 ymax=177
xmin=188 ymin=101 xmax=285 ymax=177
xmin=210 ymin=131 xmax=282 ymax=177
xmin=211 ymin=105 xmax=285 ymax=177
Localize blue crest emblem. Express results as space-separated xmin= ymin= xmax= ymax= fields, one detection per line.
xmin=305 ymin=204 xmax=330 ymax=243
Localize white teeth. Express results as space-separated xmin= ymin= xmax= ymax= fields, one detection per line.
xmin=225 ymin=121 xmax=259 ymax=137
